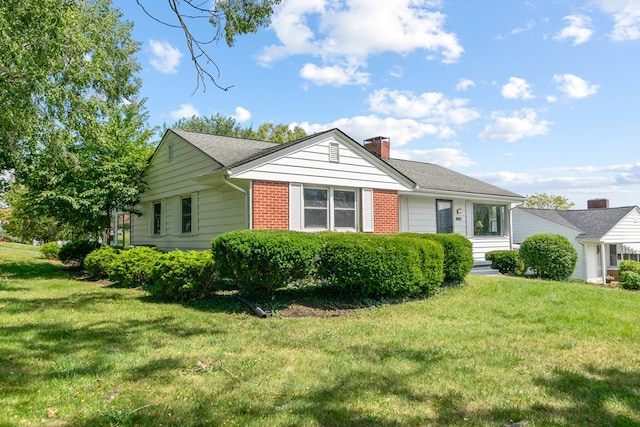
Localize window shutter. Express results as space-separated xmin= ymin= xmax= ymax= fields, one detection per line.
xmin=362 ymin=188 xmax=374 ymax=232
xmin=191 ymin=192 xmax=199 ymax=236
xmin=173 ymin=196 xmax=181 ymax=236
xmin=147 ymin=202 xmax=153 ymax=237
xmin=289 ymin=183 xmax=303 ymax=231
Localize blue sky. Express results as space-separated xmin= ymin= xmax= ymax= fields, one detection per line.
xmin=113 ymin=0 xmax=640 ymax=209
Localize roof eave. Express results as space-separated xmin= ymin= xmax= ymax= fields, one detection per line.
xmin=401 ymin=187 xmax=525 ymax=203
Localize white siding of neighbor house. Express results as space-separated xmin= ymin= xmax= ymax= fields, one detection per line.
xmin=232 ymin=137 xmax=409 ymax=191
xmin=399 ymin=196 xmax=513 ymax=260
xmin=602 ymin=207 xmax=640 ymax=243
xmin=131 ymin=132 xmax=248 ymax=251
xmin=512 ymin=209 xmax=586 ymax=280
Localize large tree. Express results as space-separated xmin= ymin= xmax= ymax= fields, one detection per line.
xmin=3 ymin=0 xmax=154 ymax=240
xmin=136 ymin=0 xmax=282 ymax=91
xmin=524 ymin=193 xmax=575 ymax=210
xmin=168 ymin=113 xmax=307 ymax=143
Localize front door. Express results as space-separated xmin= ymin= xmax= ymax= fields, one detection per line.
xmin=436 ymin=200 xmax=453 ymax=233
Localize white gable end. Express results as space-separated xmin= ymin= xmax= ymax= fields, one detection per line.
xmin=230 ymin=137 xmax=410 ymax=191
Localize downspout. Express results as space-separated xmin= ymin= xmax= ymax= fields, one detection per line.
xmin=600 ymin=242 xmax=607 ymax=285
xmin=222 ymin=175 xmax=251 ymax=229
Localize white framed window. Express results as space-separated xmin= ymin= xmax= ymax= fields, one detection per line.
xmin=300 ymin=186 xmax=358 ymax=231
xmin=181 ymin=196 xmax=192 ymax=234
xmin=153 ymin=202 xmax=162 ymax=235
xmin=473 ymin=204 xmax=505 ymax=236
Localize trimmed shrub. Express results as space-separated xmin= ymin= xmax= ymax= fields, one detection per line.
xmin=108 ymin=246 xmax=162 ymax=288
xmin=40 ymin=242 xmax=60 ymax=260
xmin=317 ymin=233 xmax=444 ymax=298
xmin=84 ymin=246 xmax=120 ymax=279
xmin=619 ymin=260 xmax=640 ymax=290
xmin=519 ymin=234 xmax=577 ymax=281
xmin=415 ymin=233 xmax=473 ymax=284
xmin=485 ymin=250 xmax=524 ymax=276
xmin=58 ymin=240 xmax=100 ymax=267
xmin=212 ymin=230 xmax=322 ymax=296
xmin=150 ymin=250 xmax=217 ymax=300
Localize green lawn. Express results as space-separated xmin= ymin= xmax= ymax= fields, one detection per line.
xmin=1 ymin=242 xmax=639 ymax=426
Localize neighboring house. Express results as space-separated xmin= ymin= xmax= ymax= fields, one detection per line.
xmin=513 ymin=199 xmax=640 ymax=284
xmin=131 ymin=128 xmax=524 ymax=260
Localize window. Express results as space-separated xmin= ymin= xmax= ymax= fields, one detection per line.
xmin=436 ymin=200 xmax=453 ymax=233
xmin=334 ymin=190 xmax=356 ymax=228
xmin=304 ymin=188 xmax=328 ymax=229
xmin=473 ymin=204 xmax=505 ymax=236
xmin=302 ymin=187 xmax=357 ymax=230
xmin=609 ymin=244 xmax=618 ymax=267
xmin=153 ymin=202 xmax=162 ymax=235
xmin=181 ymin=197 xmax=192 ymax=233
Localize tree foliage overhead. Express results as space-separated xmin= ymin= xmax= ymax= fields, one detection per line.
xmin=524 ymin=193 xmax=575 ymax=210
xmin=168 ymin=113 xmax=307 ymax=143
xmin=136 ymin=0 xmax=282 ymax=91
xmin=2 ymin=0 xmax=154 ymax=240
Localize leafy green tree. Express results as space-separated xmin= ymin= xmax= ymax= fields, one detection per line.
xmin=524 ymin=193 xmax=575 ymax=210
xmin=4 ymin=0 xmax=154 ymax=241
xmin=136 ymin=0 xmax=282 ymax=91
xmin=168 ymin=114 xmax=307 ymax=143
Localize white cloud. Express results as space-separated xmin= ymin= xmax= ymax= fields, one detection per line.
xmin=367 ymin=89 xmax=480 ymax=126
xmin=478 ymin=109 xmax=551 ymax=142
xmin=300 ymin=63 xmax=370 ymax=86
xmin=593 ymin=0 xmax=640 ymax=41
xmin=554 ymin=15 xmax=593 ymax=45
xmin=501 ymin=77 xmax=535 ymax=100
xmin=232 ymin=106 xmax=252 ymax=122
xmin=293 ymin=115 xmax=442 ymax=147
xmin=169 ymin=104 xmax=199 ymax=120
xmin=511 ymin=20 xmax=536 ymax=35
xmin=392 ymin=147 xmax=476 ymax=168
xmin=149 ymin=40 xmax=183 ymax=74
xmin=258 ymin=0 xmax=463 ymax=85
xmin=553 ymin=74 xmax=599 ymax=99
xmin=456 ymin=78 xmax=475 ymax=91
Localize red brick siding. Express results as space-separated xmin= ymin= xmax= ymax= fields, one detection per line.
xmin=252 ymin=181 xmax=289 ymax=230
xmin=373 ymin=189 xmax=399 ymax=233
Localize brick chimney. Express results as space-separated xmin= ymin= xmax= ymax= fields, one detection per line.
xmin=364 ymin=136 xmax=390 ymax=160
xmin=587 ymin=198 xmax=609 ymax=209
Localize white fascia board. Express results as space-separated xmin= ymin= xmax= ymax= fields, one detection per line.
xmin=399 ymin=189 xmax=525 ymax=203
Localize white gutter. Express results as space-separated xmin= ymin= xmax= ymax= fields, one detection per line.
xmin=222 ymin=175 xmax=251 ymax=229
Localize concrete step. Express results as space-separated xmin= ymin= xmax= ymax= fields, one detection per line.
xmin=469 ymin=260 xmax=500 ymax=276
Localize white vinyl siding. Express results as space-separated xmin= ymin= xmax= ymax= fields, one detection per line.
xmin=233 ymin=138 xmax=408 ymax=191
xmin=132 ymin=132 xmax=246 ymax=250
xmin=601 ymin=208 xmax=640 ymax=243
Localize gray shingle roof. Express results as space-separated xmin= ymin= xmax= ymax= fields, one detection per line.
xmin=171 ymin=128 xmax=523 ymax=199
xmin=519 ymin=206 xmax=637 ymax=238
xmin=385 ymin=158 xmax=523 ymax=198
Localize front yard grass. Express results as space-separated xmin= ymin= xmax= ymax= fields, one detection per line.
xmin=1 ymin=242 xmax=639 ymax=426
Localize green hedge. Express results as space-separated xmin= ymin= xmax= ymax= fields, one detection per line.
xmin=108 ymin=246 xmax=162 ymax=288
xmin=317 ymin=233 xmax=444 ymax=298
xmin=403 ymin=233 xmax=473 ymax=284
xmin=619 ymin=260 xmax=640 ymax=290
xmin=39 ymin=242 xmax=60 ymax=260
xmin=84 ymin=246 xmax=120 ymax=279
xmin=150 ymin=250 xmax=217 ymax=300
xmin=485 ymin=250 xmax=524 ymax=276
xmin=211 ymin=230 xmax=322 ymax=296
xmin=519 ymin=234 xmax=577 ymax=281
xmin=58 ymin=240 xmax=100 ymax=267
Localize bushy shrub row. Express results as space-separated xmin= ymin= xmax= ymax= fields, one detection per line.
xmin=318 ymin=233 xmax=444 ymax=298
xmin=519 ymin=234 xmax=577 ymax=281
xmin=211 ymin=230 xmax=472 ymax=298
xmin=212 ymin=230 xmax=321 ymax=296
xmin=485 ymin=250 xmax=524 ymax=276
xmin=58 ymin=240 xmax=101 ymax=267
xmin=619 ymin=260 xmax=640 ymax=290
xmin=39 ymin=242 xmax=61 ymax=260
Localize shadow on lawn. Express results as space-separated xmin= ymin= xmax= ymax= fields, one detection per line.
xmin=0 ymin=259 xmax=72 ymax=281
